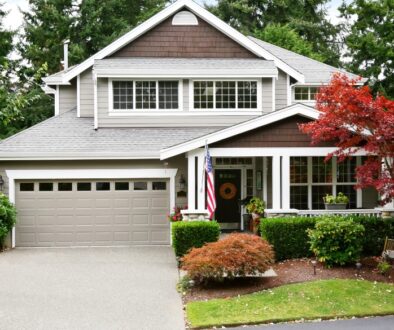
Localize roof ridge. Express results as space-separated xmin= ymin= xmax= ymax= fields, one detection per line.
xmin=247 ymin=35 xmax=355 ymax=77
xmin=0 ymin=108 xmax=78 ymax=145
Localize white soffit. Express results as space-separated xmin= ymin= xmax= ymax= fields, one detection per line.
xmin=160 ymin=104 xmax=320 ymax=159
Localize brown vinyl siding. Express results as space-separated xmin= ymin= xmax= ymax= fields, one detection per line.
xmin=110 ymin=13 xmax=256 ymax=59
xmin=212 ymin=115 xmax=333 ymax=148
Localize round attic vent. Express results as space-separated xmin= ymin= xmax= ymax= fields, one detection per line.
xmin=172 ymin=11 xmax=198 ymax=26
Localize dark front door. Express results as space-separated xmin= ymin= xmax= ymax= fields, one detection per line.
xmin=215 ymin=169 xmax=241 ymax=224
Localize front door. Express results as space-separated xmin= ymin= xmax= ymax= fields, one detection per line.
xmin=215 ymin=169 xmax=241 ymax=228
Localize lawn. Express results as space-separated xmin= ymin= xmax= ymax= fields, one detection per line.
xmin=186 ymin=279 xmax=394 ymax=329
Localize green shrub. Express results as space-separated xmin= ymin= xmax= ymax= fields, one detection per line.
xmin=260 ymin=217 xmax=318 ymax=261
xmin=308 ymin=217 xmax=365 ymax=267
xmin=0 ymin=193 xmax=17 ymax=249
xmin=349 ymin=216 xmax=394 ymax=256
xmin=172 ymin=221 xmax=220 ymax=257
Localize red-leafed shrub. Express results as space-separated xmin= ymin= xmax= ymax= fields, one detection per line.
xmin=181 ymin=233 xmax=274 ymax=283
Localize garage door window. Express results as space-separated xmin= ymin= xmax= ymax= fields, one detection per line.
xmin=115 ymin=182 xmax=129 ymax=190
xmin=39 ymin=182 xmax=53 ymax=191
xmin=96 ymin=182 xmax=110 ymax=191
xmin=20 ymin=183 xmax=34 ymax=191
xmin=77 ymin=182 xmax=91 ymax=191
xmin=134 ymin=182 xmax=147 ymax=190
xmin=58 ymin=182 xmax=72 ymax=191
xmin=152 ymin=182 xmax=166 ymax=190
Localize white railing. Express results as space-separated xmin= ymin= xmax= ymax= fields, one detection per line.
xmin=298 ymin=209 xmax=382 ymax=217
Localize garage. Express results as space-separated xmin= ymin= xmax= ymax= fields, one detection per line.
xmin=15 ymin=179 xmax=170 ymax=247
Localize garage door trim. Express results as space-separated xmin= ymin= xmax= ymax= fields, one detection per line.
xmin=6 ymin=168 xmax=178 ymax=248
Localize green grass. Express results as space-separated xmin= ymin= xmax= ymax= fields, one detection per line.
xmin=186 ymin=279 xmax=394 ymax=328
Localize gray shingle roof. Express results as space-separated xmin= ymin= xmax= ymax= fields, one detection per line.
xmin=0 ymin=110 xmax=221 ymax=159
xmin=248 ymin=36 xmax=361 ymax=84
xmin=93 ymin=58 xmax=278 ymax=77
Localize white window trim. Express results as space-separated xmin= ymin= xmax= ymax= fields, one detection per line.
xmin=108 ymin=78 xmax=183 ymax=113
xmin=293 ymin=85 xmax=319 ymax=103
xmin=189 ymin=79 xmax=263 ymax=112
xmin=289 ymin=156 xmax=360 ymax=209
xmin=6 ymin=168 xmax=178 ymax=248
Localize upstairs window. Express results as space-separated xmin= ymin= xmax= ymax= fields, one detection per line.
xmin=294 ymin=86 xmax=318 ymax=101
xmin=193 ymin=80 xmax=257 ymax=110
xmin=111 ymin=80 xmax=179 ymax=111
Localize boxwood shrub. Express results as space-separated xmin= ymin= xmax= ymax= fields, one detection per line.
xmin=260 ymin=217 xmax=318 ymax=261
xmin=260 ymin=215 xmax=394 ymax=261
xmin=172 ymin=221 xmax=220 ymax=257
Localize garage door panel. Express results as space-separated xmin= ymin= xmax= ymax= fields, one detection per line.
xmin=15 ymin=179 xmax=170 ymax=247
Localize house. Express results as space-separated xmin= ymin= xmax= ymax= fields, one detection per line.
xmin=0 ymin=0 xmax=381 ymax=248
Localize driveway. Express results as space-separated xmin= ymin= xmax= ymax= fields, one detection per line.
xmin=0 ymin=247 xmax=184 ymax=330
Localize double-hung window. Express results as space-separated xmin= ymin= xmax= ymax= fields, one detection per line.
xmin=193 ymin=80 xmax=257 ymax=110
xmin=111 ymin=80 xmax=179 ymax=111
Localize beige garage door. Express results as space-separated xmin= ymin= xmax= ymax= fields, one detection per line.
xmin=15 ymin=179 xmax=170 ymax=247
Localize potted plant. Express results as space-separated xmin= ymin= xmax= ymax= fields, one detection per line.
xmin=167 ymin=206 xmax=185 ymax=222
xmin=323 ymin=192 xmax=349 ymax=210
xmin=245 ymin=197 xmax=265 ymax=234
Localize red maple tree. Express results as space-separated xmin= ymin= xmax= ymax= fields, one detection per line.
xmin=300 ymin=73 xmax=394 ymax=205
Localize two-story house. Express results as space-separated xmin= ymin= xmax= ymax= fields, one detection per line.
xmin=0 ymin=0 xmax=379 ymax=248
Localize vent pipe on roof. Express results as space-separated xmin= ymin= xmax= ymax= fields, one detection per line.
xmin=62 ymin=39 xmax=70 ymax=70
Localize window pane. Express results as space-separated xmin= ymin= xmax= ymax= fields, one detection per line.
xmin=152 ymin=182 xmax=166 ymax=190
xmin=216 ymin=81 xmax=236 ymax=109
xmin=113 ymin=81 xmax=133 ymax=110
xmin=20 ymin=183 xmax=34 ymax=191
xmin=159 ymin=81 xmax=178 ymax=109
xmin=295 ymin=87 xmax=309 ymax=100
xmin=337 ymin=185 xmax=357 ymax=208
xmin=96 ymin=182 xmax=110 ymax=191
xmin=134 ymin=182 xmax=147 ymax=190
xmin=238 ymin=81 xmax=257 ymax=108
xmin=136 ymin=81 xmax=156 ymax=109
xmin=309 ymin=87 xmax=318 ymax=100
xmin=312 ymin=185 xmax=332 ymax=209
xmin=290 ymin=157 xmax=308 ymax=183
xmin=39 ymin=182 xmax=53 ymax=191
xmin=290 ymin=186 xmax=309 ymax=209
xmin=77 ymin=182 xmax=91 ymax=191
xmin=194 ymin=81 xmax=214 ymax=109
xmin=115 ymin=182 xmax=129 ymax=191
xmin=312 ymin=157 xmax=332 ymax=183
xmin=337 ymin=158 xmax=357 ymax=183
xmin=58 ymin=182 xmax=72 ymax=191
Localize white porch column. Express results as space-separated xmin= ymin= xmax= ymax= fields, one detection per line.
xmin=272 ymin=155 xmax=281 ymax=209
xmin=281 ymin=155 xmax=290 ymax=209
xmin=187 ymin=154 xmax=196 ymax=210
xmin=197 ymin=151 xmax=205 ymax=210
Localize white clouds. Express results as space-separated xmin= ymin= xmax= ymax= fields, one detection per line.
xmin=3 ymin=0 xmax=29 ymax=30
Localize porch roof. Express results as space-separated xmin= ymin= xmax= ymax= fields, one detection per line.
xmin=160 ymin=103 xmax=321 ymax=159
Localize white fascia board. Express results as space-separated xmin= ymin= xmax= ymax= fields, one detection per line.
xmin=61 ymin=0 xmax=304 ymax=84
xmin=95 ymin=73 xmax=278 ymax=79
xmin=160 ymin=104 xmax=320 ymax=159
xmin=41 ymin=85 xmax=56 ymax=94
xmin=0 ymin=154 xmax=160 ymax=161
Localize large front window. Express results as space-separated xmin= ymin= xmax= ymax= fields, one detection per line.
xmin=290 ymin=157 xmax=358 ymax=209
xmin=112 ymin=80 xmax=179 ymax=111
xmin=193 ymin=80 xmax=257 ymax=110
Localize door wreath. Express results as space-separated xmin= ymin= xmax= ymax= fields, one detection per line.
xmin=219 ymin=182 xmax=237 ymax=200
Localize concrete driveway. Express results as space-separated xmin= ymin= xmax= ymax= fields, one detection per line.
xmin=0 ymin=247 xmax=184 ymax=330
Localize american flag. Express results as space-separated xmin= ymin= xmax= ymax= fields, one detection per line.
xmin=205 ymin=144 xmax=216 ymax=219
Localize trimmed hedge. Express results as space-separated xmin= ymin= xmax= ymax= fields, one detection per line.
xmin=260 ymin=215 xmax=394 ymax=261
xmin=260 ymin=217 xmax=317 ymax=261
xmin=172 ymin=221 xmax=220 ymax=257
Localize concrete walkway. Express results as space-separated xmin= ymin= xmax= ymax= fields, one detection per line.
xmin=0 ymin=247 xmax=184 ymax=330
xmin=227 ymin=316 xmax=394 ymax=330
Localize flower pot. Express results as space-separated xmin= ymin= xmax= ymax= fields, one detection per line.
xmin=325 ymin=203 xmax=347 ymax=210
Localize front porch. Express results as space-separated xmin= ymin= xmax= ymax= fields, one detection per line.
xmin=185 ymin=149 xmax=380 ymax=229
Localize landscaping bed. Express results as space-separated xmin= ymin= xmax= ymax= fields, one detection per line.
xmin=183 ymin=257 xmax=393 ymax=303
xmin=186 ymin=279 xmax=394 ymax=329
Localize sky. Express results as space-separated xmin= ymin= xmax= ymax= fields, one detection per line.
xmin=3 ymin=0 xmax=348 ymax=30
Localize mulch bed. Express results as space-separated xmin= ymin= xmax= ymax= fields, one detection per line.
xmin=183 ymin=257 xmax=394 ymax=303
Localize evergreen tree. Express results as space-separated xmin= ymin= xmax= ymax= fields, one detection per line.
xmin=340 ymin=0 xmax=394 ymax=98
xmin=208 ymin=0 xmax=341 ymax=66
